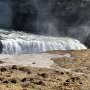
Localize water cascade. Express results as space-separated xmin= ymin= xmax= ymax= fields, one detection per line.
xmin=0 ymin=29 xmax=87 ymax=54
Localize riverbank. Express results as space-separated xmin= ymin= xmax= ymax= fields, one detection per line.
xmin=0 ymin=50 xmax=89 ymax=90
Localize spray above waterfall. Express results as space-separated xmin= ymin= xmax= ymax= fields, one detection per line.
xmin=0 ymin=0 xmax=89 ymax=49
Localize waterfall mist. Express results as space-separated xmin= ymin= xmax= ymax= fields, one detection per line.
xmin=0 ymin=0 xmax=90 ymax=48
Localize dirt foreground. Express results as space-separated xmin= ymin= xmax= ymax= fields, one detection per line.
xmin=0 ymin=50 xmax=89 ymax=90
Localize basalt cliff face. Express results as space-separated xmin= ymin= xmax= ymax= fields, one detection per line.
xmin=0 ymin=0 xmax=89 ymax=32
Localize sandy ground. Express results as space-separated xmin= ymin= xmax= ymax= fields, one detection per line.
xmin=0 ymin=53 xmax=71 ymax=68
xmin=0 ymin=50 xmax=89 ymax=90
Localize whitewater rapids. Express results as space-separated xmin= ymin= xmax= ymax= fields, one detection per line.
xmin=0 ymin=29 xmax=87 ymax=54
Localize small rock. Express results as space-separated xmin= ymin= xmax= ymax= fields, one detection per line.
xmin=29 ymin=78 xmax=34 ymax=82
xmin=21 ymin=78 xmax=28 ymax=82
xmin=0 ymin=60 xmax=4 ymax=64
xmin=6 ymin=75 xmax=11 ymax=77
xmin=79 ymin=82 xmax=82 ymax=84
xmin=1 ymin=67 xmax=7 ymax=72
xmin=32 ymin=62 xmax=35 ymax=64
xmin=71 ymin=77 xmax=80 ymax=81
xmin=11 ymin=65 xmax=18 ymax=69
xmin=3 ymin=80 xmax=9 ymax=84
xmin=21 ymin=77 xmax=33 ymax=82
xmin=55 ymin=70 xmax=60 ymax=74
xmin=19 ymin=67 xmax=26 ymax=71
xmin=38 ymin=73 xmax=48 ymax=78
xmin=26 ymin=70 xmax=31 ymax=74
xmin=61 ymin=72 xmax=64 ymax=75
xmin=22 ymin=82 xmax=30 ymax=87
xmin=10 ymin=79 xmax=17 ymax=83
xmin=23 ymin=89 xmax=27 ymax=90
xmin=63 ymin=82 xmax=70 ymax=86
xmin=66 ymin=79 xmax=70 ymax=82
xmin=19 ymin=67 xmax=30 ymax=73
xmin=0 ymin=77 xmax=4 ymax=81
xmin=35 ymin=81 xmax=45 ymax=85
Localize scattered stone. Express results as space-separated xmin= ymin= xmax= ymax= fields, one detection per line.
xmin=21 ymin=78 xmax=29 ymax=82
xmin=35 ymin=81 xmax=45 ymax=85
xmin=1 ymin=67 xmax=7 ymax=72
xmin=19 ymin=67 xmax=30 ymax=74
xmin=66 ymin=79 xmax=70 ymax=83
xmin=0 ymin=60 xmax=4 ymax=64
xmin=10 ymin=70 xmax=13 ymax=73
xmin=10 ymin=78 xmax=17 ymax=84
xmin=61 ymin=72 xmax=64 ymax=75
xmin=3 ymin=80 xmax=9 ymax=84
xmin=21 ymin=77 xmax=34 ymax=83
xmin=27 ymin=70 xmax=31 ymax=74
xmin=79 ymin=82 xmax=82 ymax=84
xmin=29 ymin=78 xmax=34 ymax=82
xmin=66 ymin=72 xmax=70 ymax=75
xmin=20 ymin=67 xmax=29 ymax=71
xmin=11 ymin=65 xmax=18 ymax=69
xmin=6 ymin=75 xmax=11 ymax=77
xmin=32 ymin=62 xmax=36 ymax=64
xmin=0 ymin=77 xmax=4 ymax=81
xmin=38 ymin=73 xmax=48 ymax=78
xmin=23 ymin=89 xmax=27 ymax=90
xmin=19 ymin=67 xmax=25 ymax=71
xmin=63 ymin=82 xmax=70 ymax=86
xmin=55 ymin=70 xmax=60 ymax=74
xmin=27 ymin=71 xmax=31 ymax=74
xmin=22 ymin=82 xmax=30 ymax=87
xmin=71 ymin=77 xmax=80 ymax=81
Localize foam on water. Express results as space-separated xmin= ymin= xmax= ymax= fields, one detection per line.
xmin=0 ymin=29 xmax=87 ymax=54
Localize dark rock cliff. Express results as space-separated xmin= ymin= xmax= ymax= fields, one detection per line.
xmin=0 ymin=0 xmax=90 ymax=47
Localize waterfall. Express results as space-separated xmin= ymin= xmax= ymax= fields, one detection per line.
xmin=0 ymin=29 xmax=87 ymax=54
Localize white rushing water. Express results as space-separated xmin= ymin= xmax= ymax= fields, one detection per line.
xmin=0 ymin=29 xmax=87 ymax=54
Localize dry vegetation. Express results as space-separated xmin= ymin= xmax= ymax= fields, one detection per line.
xmin=0 ymin=50 xmax=89 ymax=90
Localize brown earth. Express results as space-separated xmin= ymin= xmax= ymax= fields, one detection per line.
xmin=0 ymin=50 xmax=89 ymax=90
